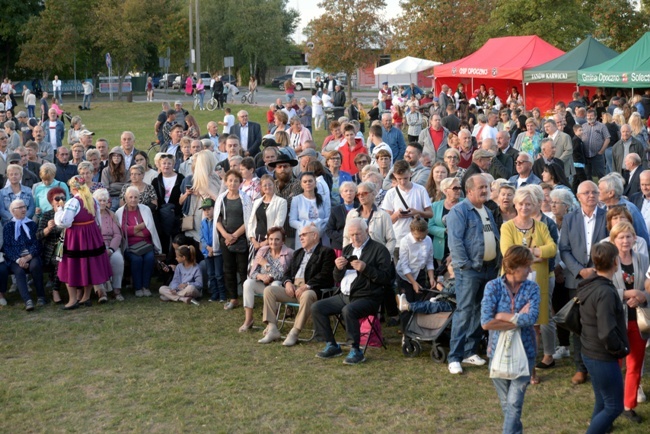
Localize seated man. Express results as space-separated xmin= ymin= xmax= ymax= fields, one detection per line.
xmin=2 ymin=199 xmax=45 ymax=311
xmin=311 ymin=217 xmax=394 ymax=364
xmin=258 ymin=224 xmax=335 ymax=346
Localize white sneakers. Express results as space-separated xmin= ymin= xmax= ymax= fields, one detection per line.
xmin=462 ymin=354 xmax=487 ymax=366
xmin=552 ymin=346 xmax=571 ymax=360
xmin=396 ymin=294 xmax=409 ymax=312
xmin=639 ymin=386 xmax=647 ymax=403
xmin=448 ymin=361 xmax=463 ymax=374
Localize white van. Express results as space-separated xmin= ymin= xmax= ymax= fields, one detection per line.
xmin=291 ymin=69 xmax=324 ymax=91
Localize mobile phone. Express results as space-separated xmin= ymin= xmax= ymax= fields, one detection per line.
xmin=400 ymin=209 xmax=409 ymax=215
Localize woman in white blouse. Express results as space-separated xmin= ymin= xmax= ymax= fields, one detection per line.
xmin=247 ymin=174 xmax=287 ymax=251
xmin=289 ymin=172 xmax=330 ymax=249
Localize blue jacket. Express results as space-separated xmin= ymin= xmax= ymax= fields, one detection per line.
xmin=447 ymin=199 xmax=501 ymax=271
xmin=2 ymin=220 xmax=40 ymax=262
xmin=508 ymin=172 xmax=541 ymax=186
xmin=0 ymin=186 xmax=35 ymax=224
xmin=382 ymin=126 xmax=406 ymax=162
xmin=200 ymin=217 xmax=216 ymax=257
xmin=620 ymin=198 xmax=650 ymax=247
xmin=42 ymin=120 xmax=65 ymax=150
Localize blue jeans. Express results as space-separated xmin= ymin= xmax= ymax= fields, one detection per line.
xmin=198 ymin=92 xmax=205 ymax=109
xmin=28 ymin=105 xmax=35 ymax=118
xmin=54 ymin=90 xmax=62 ymax=104
xmin=83 ymin=94 xmax=92 ymax=109
xmin=205 ymin=254 xmax=226 ymax=301
xmin=491 ymin=357 xmax=534 ymax=434
xmin=126 ymin=250 xmax=154 ymax=291
xmin=604 ymin=147 xmax=613 ymax=174
xmin=409 ymin=299 xmax=453 ymax=314
xmin=10 ymin=257 xmax=45 ymax=302
xmin=582 ymin=353 xmax=624 ymax=434
xmin=449 ymin=266 xmax=496 ymax=363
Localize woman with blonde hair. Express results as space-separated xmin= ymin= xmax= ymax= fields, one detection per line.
xmin=628 ymin=112 xmax=649 ymax=147
xmin=183 ymin=150 xmax=221 ymax=243
xmin=55 ymin=176 xmax=113 ymax=309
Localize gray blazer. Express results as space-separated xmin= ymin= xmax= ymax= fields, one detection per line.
xmin=553 ymin=131 xmax=575 ymax=178
xmin=559 ymin=207 xmax=608 ymax=289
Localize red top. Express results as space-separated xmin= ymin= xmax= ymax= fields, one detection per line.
xmin=339 ymin=140 xmax=368 ymax=175
xmin=429 ymin=127 xmax=444 ymax=151
xmin=123 ymin=207 xmax=152 ymax=246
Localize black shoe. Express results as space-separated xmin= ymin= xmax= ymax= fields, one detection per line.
xmin=386 ymin=317 xmax=400 ymax=327
xmin=78 ymin=105 xmax=83 ymax=111
xmin=81 ymin=300 xmax=92 ymax=307
xmin=316 ymin=343 xmax=343 ymax=359
xmin=61 ymin=302 xmax=80 ymax=310
xmin=622 ymin=410 xmax=642 ymax=424
xmin=535 ymin=360 xmax=556 ymax=369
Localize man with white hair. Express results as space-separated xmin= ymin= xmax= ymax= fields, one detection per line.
xmin=200 ymin=121 xmax=219 ymax=149
xmin=544 ymin=118 xmax=574 ymax=179
xmin=630 ymin=170 xmax=650 ymax=233
xmin=481 ymin=138 xmax=510 ymax=179
xmin=42 ymin=108 xmax=64 ymax=153
xmin=508 ymin=153 xmax=541 ymax=188
xmin=612 ymin=124 xmax=644 ymax=174
xmin=381 ymin=112 xmax=406 ymax=161
xmin=231 ymin=110 xmax=263 ymax=157
xmin=623 ymin=153 xmax=642 ymax=197
xmin=120 ymin=131 xmax=136 ymax=169
xmin=311 ymin=217 xmax=394 ymax=364
xmin=598 ymin=174 xmax=650 ymax=246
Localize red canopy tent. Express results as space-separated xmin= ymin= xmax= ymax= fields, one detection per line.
xmin=433 ymin=36 xmax=571 ymax=112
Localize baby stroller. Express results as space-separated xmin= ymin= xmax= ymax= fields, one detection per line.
xmin=401 ymin=289 xmax=456 ymax=363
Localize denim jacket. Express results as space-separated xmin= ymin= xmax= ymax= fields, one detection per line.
xmin=0 ymin=185 xmax=35 ymax=224
xmin=447 ymin=199 xmax=501 ymax=271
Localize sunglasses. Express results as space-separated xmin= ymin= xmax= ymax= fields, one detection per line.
xmin=53 ymin=196 xmax=66 ymax=202
xmin=160 ymin=154 xmax=175 ymax=159
xmin=357 ymin=191 xmax=371 ymax=197
xmin=449 ymin=186 xmax=462 ymax=191
xmin=515 ymin=161 xmax=530 ymax=165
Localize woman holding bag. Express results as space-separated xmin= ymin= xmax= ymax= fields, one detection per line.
xmin=608 ymin=222 xmax=650 ymax=424
xmin=481 ymin=245 xmax=540 ymax=434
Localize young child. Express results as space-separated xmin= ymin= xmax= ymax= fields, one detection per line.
xmin=199 ymin=198 xmax=227 ymax=302
xmin=397 ymin=262 xmax=456 ymax=314
xmin=218 ymin=107 xmax=235 ymax=135
xmin=159 ymin=245 xmax=203 ymax=305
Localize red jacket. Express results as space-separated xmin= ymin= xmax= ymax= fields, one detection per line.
xmin=339 ymin=139 xmax=368 ymax=175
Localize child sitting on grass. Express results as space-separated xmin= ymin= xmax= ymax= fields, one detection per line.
xmin=159 ymin=245 xmax=203 ymax=305
xmin=397 ymin=262 xmax=456 ymax=314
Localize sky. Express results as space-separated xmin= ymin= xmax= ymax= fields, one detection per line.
xmin=292 ymin=0 xmax=403 ymax=42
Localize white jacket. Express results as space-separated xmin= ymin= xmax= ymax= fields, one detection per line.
xmin=115 ymin=204 xmax=162 ymax=253
xmin=246 ymin=194 xmax=287 ymax=242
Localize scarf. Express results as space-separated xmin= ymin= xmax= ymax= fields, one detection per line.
xmin=12 ymin=217 xmax=31 ymax=241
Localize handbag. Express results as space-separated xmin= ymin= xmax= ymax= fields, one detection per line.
xmin=489 ymin=329 xmax=529 ymax=380
xmin=637 ymin=305 xmax=650 ymax=334
xmin=554 ymin=296 xmax=582 ymax=335
xmin=127 ymin=241 xmax=154 ymax=256
xmin=181 ymin=196 xmax=200 ymax=232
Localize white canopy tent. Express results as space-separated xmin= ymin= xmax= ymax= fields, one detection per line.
xmin=373 ymin=56 xmax=441 ymax=88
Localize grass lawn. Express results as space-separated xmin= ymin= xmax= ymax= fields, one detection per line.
xmin=2 ymin=100 xmax=648 ymax=432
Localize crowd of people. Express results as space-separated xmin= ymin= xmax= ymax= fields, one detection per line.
xmin=2 ymin=75 xmax=650 ymax=432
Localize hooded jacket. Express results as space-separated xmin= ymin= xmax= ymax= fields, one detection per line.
xmin=578 ymin=275 xmax=629 ymax=362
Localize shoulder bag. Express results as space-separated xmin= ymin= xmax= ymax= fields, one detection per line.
xmin=637 ymin=305 xmax=650 ymax=334
xmin=554 ymin=296 xmax=581 ymax=335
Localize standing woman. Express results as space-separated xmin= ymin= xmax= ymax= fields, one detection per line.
xmin=101 ymin=147 xmax=127 ymax=211
xmin=195 ymin=80 xmax=205 ymax=110
xmin=33 ymin=162 xmax=70 ymax=216
xmin=184 ymin=114 xmax=201 ymax=139
xmin=325 ymin=150 xmax=353 ymax=205
xmin=444 ymin=148 xmax=465 ymax=180
xmin=146 ymin=76 xmax=154 ymax=102
xmin=579 ymin=242 xmax=629 ymax=434
xmin=406 ymin=101 xmax=423 ymax=143
xmin=289 ymin=172 xmax=330 ymax=249
xmin=152 ymin=153 xmax=184 ymax=253
xmin=428 ymin=177 xmax=461 ymax=265
xmin=500 ymin=188 xmax=556 ymax=384
xmin=134 ymin=151 xmax=159 ymax=185
xmin=184 ymin=150 xmax=220 ymax=243
xmin=514 ymin=118 xmax=542 ymax=160
xmin=77 ymin=161 xmax=104 ymax=192
xmin=247 ymin=174 xmax=287 ymax=252
xmin=481 ymin=245 xmax=540 ymax=434
xmin=240 ymin=157 xmax=261 ymax=202
xmin=119 ymin=165 xmax=158 ymax=211
xmin=116 ymin=186 xmax=162 ymax=298
xmin=248 ymin=76 xmax=257 ymax=105
xmin=67 ymin=116 xmax=83 ymax=145
xmin=609 ymin=222 xmax=649 ymax=424
xmin=55 ymin=176 xmax=112 ymax=309
xmin=284 ymin=78 xmax=295 ymax=103
xmin=213 ymin=170 xmax=252 ymax=310
xmin=425 ymin=161 xmax=450 ymax=202
xmin=36 ymin=187 xmax=67 ymax=303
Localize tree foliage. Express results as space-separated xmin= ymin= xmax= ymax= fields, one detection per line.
xmin=0 ymin=0 xmax=43 ymax=77
xmin=304 ymin=0 xmax=388 ymax=99
xmin=397 ymin=0 xmax=493 ymax=63
xmin=588 ymin=0 xmax=649 ymax=52
xmin=478 ymin=0 xmax=592 ymax=51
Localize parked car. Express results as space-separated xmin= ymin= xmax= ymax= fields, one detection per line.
xmin=199 ymin=72 xmax=211 ymax=87
xmin=160 ymin=73 xmax=178 ymax=89
xmin=220 ymin=74 xmax=237 ymax=85
xmin=271 ymin=74 xmax=292 ymax=90
xmin=292 ymin=69 xmax=324 ymax=91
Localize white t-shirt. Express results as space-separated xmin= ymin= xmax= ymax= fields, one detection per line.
xmin=52 ymin=79 xmax=61 ymax=91
xmin=381 ymin=183 xmax=432 ymax=240
xmin=49 ymin=124 xmax=58 ymax=147
xmin=322 ymin=93 xmax=333 ymax=108
xmin=311 ymin=95 xmax=323 ymax=116
xmin=223 ymin=114 xmax=235 ymax=134
xmin=162 ymin=175 xmax=177 ymax=203
xmin=475 ymin=205 xmax=497 ymax=261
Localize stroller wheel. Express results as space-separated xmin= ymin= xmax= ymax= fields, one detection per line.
xmin=430 ymin=345 xmax=446 ymax=363
xmin=401 ymin=339 xmax=421 ymax=357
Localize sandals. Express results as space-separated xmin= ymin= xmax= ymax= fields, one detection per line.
xmin=530 ymin=375 xmax=541 ymax=385
xmin=238 ymin=322 xmax=254 ymax=332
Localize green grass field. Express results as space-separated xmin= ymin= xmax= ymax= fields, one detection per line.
xmin=1 ymin=100 xmax=648 ymax=433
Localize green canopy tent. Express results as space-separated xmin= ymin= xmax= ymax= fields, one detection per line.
xmin=524 ymin=36 xmax=618 ymax=83
xmin=578 ymin=32 xmax=650 ymax=88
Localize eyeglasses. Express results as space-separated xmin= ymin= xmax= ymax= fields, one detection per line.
xmin=53 ymin=196 xmax=66 ymax=202
xmin=449 ymin=186 xmax=462 ymax=191
xmin=357 ymin=191 xmax=371 ymax=197
xmin=298 ymin=232 xmax=317 ymax=238
xmin=12 ymin=205 xmax=26 ymax=210
xmin=515 ymin=161 xmax=530 ymax=165
xmin=445 ymin=156 xmax=459 ymax=160
xmin=578 ymin=191 xmax=598 ymax=196
xmin=328 ymin=157 xmax=341 ymax=161
xmin=550 ymin=201 xmax=565 ymax=206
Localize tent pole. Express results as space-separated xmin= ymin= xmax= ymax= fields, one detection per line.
xmin=522 ymin=80 xmax=526 ymax=110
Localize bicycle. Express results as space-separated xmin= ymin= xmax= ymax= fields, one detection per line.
xmin=241 ymin=90 xmax=255 ymax=104
xmin=147 ymin=141 xmax=161 ymax=163
xmin=206 ymin=94 xmax=219 ymax=111
xmin=193 ymin=92 xmax=206 ymax=111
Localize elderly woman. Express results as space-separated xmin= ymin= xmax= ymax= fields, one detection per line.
xmin=213 ymin=170 xmax=252 ymax=310
xmin=33 ymin=162 xmax=70 ymax=216
xmin=0 ymin=164 xmax=35 ymax=224
xmin=325 ymin=150 xmax=353 ymax=205
xmin=542 ymin=163 xmax=571 ymax=190
xmin=55 ymin=177 xmax=112 ymax=309
xmin=601 ymin=206 xmax=648 ymax=257
xmin=608 ymin=222 xmax=650 ymax=423
xmin=344 ymin=181 xmax=395 ymax=253
xmin=289 ymin=172 xmax=330 ymax=249
xmin=492 ymin=183 xmax=517 ymax=229
xmin=374 ymin=149 xmax=392 ymax=179
xmin=514 ymin=118 xmax=543 ymax=160
xmin=84 ymin=149 xmax=104 ymax=183
xmin=36 ymin=187 xmax=66 ymax=304
xmin=3 ymin=199 xmax=45 ymax=310
xmin=101 ymin=147 xmax=128 ymax=211
xmin=93 ymin=188 xmax=125 ymax=301
xmin=247 ymin=174 xmax=287 ymax=251
xmin=428 ymin=177 xmax=461 ymax=264
xmin=152 ymin=153 xmax=185 ymax=253
xmin=425 ymin=161 xmax=450 ymax=202
xmin=406 ymin=101 xmax=424 ymax=143
xmin=289 ymin=117 xmax=313 ymax=153
xmin=240 ymin=226 xmax=294 ymax=332
xmin=133 ymin=151 xmax=159 ymax=185
xmin=272 ymin=110 xmax=290 ymax=138
xmin=77 ymin=161 xmax=104 ymax=193
xmin=362 ymin=171 xmax=387 ymax=208
xmin=500 ymin=187 xmax=557 ymax=384
xmin=325 ymin=181 xmax=357 ymax=255
xmin=119 ymin=164 xmax=158 ymax=211
xmin=297 ymin=97 xmax=312 ymax=133
xmin=443 ymin=148 xmax=464 ymax=180
xmin=322 ymin=120 xmax=343 ymax=152
xmin=116 ymin=185 xmax=162 ymax=298
xmin=481 ymin=245 xmax=540 ymax=434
